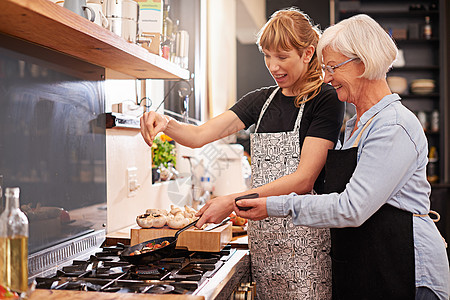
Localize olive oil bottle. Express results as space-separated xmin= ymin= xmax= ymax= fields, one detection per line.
xmin=0 ymin=187 xmax=29 ymax=293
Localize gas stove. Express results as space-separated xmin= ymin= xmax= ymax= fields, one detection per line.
xmin=34 ymin=242 xmax=249 ymax=298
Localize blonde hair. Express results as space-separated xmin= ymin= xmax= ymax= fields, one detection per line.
xmin=317 ymin=14 xmax=398 ymax=80
xmin=257 ymin=8 xmax=323 ymax=106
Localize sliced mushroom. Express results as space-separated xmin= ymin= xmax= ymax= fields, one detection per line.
xmin=170 ymin=205 xmax=182 ymax=216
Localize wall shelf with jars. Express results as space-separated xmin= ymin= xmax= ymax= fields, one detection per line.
xmin=0 ymin=0 xmax=189 ymax=80
xmin=335 ymin=0 xmax=447 ymax=185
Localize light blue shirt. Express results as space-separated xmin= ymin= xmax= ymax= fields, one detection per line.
xmin=267 ymin=94 xmax=450 ymax=299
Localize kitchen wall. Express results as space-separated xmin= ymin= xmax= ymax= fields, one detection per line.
xmin=104 ymin=0 xmax=261 ymax=233
xmin=104 ymin=79 xmax=194 ymax=233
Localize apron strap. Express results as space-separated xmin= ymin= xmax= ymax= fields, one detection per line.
xmin=413 ymin=210 xmax=440 ymax=222
xmin=255 ymin=87 xmax=279 ymax=133
xmin=413 ymin=210 xmax=447 ymax=248
xmin=351 ymin=116 xmax=375 ymax=148
xmin=293 ymin=100 xmax=306 ymax=130
xmin=254 ymin=87 xmax=305 ymax=133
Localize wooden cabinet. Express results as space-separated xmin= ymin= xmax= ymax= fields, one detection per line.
xmin=0 ymin=0 xmax=189 ymax=80
xmin=335 ymin=0 xmax=449 ymax=186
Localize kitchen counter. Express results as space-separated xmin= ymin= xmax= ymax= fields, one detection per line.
xmin=105 ymin=226 xmax=249 ymax=249
xmin=28 ymin=290 xmax=204 ymax=300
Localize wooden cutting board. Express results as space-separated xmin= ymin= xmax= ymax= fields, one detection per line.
xmin=130 ymin=222 xmax=232 ymax=252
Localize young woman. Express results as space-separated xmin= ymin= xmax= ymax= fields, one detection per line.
xmin=141 ymin=8 xmax=344 ymax=299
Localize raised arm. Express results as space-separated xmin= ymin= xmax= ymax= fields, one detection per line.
xmin=140 ymin=110 xmax=245 ymax=148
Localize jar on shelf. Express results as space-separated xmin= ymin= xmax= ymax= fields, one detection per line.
xmin=430 ymin=110 xmax=439 ymax=132
xmin=417 ymin=111 xmax=428 ymax=132
xmin=423 ymin=16 xmax=432 ymax=39
xmin=427 ymin=147 xmax=439 ymax=183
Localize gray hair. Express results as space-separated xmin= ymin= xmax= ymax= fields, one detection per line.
xmin=317 ymin=14 xmax=398 ymax=80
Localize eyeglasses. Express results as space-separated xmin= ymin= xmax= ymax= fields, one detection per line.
xmin=322 ymin=58 xmax=357 ymax=74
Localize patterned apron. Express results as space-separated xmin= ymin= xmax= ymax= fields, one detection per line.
xmin=248 ymin=87 xmax=332 ymax=300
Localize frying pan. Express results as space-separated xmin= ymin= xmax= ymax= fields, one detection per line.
xmin=120 ymin=219 xmax=198 ymax=264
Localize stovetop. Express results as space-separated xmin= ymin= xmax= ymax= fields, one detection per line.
xmin=34 ymin=242 xmax=236 ymax=295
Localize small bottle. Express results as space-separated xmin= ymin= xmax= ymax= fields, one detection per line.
xmin=0 ymin=187 xmax=29 ymax=294
xmin=417 ymin=111 xmax=428 ymax=132
xmin=162 ymin=0 xmax=173 ymax=60
xmin=427 ymin=147 xmax=439 ymax=183
xmin=201 ymin=176 xmax=214 ymax=193
xmin=431 ymin=110 xmax=439 ymax=132
xmin=170 ymin=19 xmax=179 ymax=64
xmin=175 ymin=30 xmax=189 ymax=69
xmin=423 ymin=16 xmax=432 ymax=39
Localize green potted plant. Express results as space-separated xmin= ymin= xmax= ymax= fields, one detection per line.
xmin=151 ymin=134 xmax=176 ymax=183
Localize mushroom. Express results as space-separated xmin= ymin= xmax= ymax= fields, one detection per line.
xmin=146 ymin=208 xmax=168 ymax=216
xmin=170 ymin=205 xmax=182 ymax=216
xmin=136 ymin=214 xmax=153 ymax=228
xmin=183 ymin=210 xmax=195 ymax=218
xmin=149 ymin=213 xmax=167 ymax=228
xmin=167 ymin=214 xmax=190 ymax=229
xmin=184 ymin=205 xmax=197 ymax=215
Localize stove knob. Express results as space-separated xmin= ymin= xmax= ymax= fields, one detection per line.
xmin=233 ymin=290 xmax=247 ymax=300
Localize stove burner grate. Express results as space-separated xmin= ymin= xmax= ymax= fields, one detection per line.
xmin=34 ymin=244 xmax=235 ymax=295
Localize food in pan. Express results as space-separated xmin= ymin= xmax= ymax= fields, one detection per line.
xmin=229 ymin=212 xmax=247 ymax=226
xmin=129 ymin=240 xmax=171 ymax=256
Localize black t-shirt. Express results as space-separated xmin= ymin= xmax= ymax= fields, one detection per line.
xmin=229 ymin=83 xmax=345 ymax=193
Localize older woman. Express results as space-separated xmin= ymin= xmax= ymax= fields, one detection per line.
xmin=235 ymin=14 xmax=450 ymax=300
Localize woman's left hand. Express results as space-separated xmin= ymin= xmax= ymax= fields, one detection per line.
xmin=234 ymin=197 xmax=268 ymax=221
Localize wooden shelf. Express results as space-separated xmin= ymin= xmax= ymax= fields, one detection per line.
xmin=391 ymin=66 xmax=440 ymax=71
xmin=339 ymin=10 xmax=439 ymax=18
xmin=0 ymin=0 xmax=190 ymax=80
xmin=400 ymin=93 xmax=439 ymax=99
xmin=104 ymin=113 xmax=140 ymax=129
xmin=395 ymin=38 xmax=439 ymax=44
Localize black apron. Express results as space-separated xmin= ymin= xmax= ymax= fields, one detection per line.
xmin=323 ymin=117 xmax=415 ymax=300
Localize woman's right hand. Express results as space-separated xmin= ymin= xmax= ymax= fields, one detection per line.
xmin=195 ymin=194 xmax=236 ymax=228
xmin=140 ymin=111 xmax=170 ymax=146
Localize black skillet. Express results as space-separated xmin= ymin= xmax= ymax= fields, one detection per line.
xmin=120 ymin=219 xmax=198 ymax=265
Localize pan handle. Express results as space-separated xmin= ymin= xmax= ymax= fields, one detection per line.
xmin=174 ymin=219 xmax=198 ymax=239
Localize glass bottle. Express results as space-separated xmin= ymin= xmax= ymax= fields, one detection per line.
xmin=170 ymin=19 xmax=179 ymax=63
xmin=423 ymin=16 xmax=432 ymax=39
xmin=427 ymin=147 xmax=439 ymax=183
xmin=162 ymin=0 xmax=173 ymax=60
xmin=0 ymin=187 xmax=29 ymax=293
